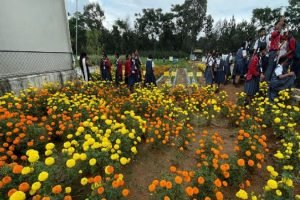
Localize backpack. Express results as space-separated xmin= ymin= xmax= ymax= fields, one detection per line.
xmin=295 ymin=40 xmax=300 ymax=59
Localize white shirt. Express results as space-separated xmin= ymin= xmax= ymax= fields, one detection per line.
xmin=207 ymin=56 xmax=214 ymax=66
xmin=82 ymin=58 xmax=89 ymax=82
xmin=274 ymin=64 xmax=283 ymax=77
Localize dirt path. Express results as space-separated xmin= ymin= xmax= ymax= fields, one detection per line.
xmin=124 ymin=67 xmax=276 ymax=200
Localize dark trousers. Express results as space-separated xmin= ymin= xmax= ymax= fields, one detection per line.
xmin=265 ymin=51 xmax=277 ymax=82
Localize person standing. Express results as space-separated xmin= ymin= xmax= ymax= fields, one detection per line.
xmin=215 ymin=53 xmax=226 ymax=90
xmin=135 ymin=50 xmax=142 ymax=82
xmin=114 ymin=53 xmax=123 ymax=85
xmin=129 ymin=53 xmax=138 ymax=93
xmin=102 ymin=54 xmax=112 ymax=81
xmin=79 ymin=52 xmax=90 ymax=82
xmin=253 ymin=28 xmax=267 ymax=54
xmin=265 ymin=18 xmax=285 ymax=82
xmin=269 ymin=56 xmax=296 ymax=101
xmin=125 ymin=54 xmax=131 ymax=85
xmin=234 ymin=42 xmax=247 ymax=85
xmin=224 ymin=53 xmax=232 ymax=83
xmin=204 ymin=51 xmax=215 ymax=86
xmin=144 ymin=55 xmax=157 ymax=86
xmin=285 ymin=31 xmax=297 ymax=74
xmin=244 ymin=48 xmax=265 ymax=104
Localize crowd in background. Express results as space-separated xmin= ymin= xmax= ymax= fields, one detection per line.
xmin=79 ymin=50 xmax=157 ymax=93
xmin=204 ymin=17 xmax=300 ymax=103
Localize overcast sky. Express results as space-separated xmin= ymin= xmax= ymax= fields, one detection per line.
xmin=66 ymin=0 xmax=289 ymax=29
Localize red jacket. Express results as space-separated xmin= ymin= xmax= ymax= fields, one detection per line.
xmin=270 ymin=30 xmax=283 ymax=51
xmin=287 ymin=37 xmax=296 ymax=59
xmin=125 ymin=60 xmax=131 ymax=76
xmin=246 ymin=55 xmax=260 ymax=80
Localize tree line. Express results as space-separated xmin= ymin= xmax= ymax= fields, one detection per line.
xmin=68 ymin=0 xmax=299 ymax=57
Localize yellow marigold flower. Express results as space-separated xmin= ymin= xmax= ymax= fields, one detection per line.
xmin=120 ymin=157 xmax=128 ymax=165
xmin=9 ymin=191 xmax=26 ymax=200
xmin=267 ymin=179 xmax=278 ymax=189
xmin=236 ymin=189 xmax=248 ymax=199
xmin=66 ymin=159 xmax=76 ymax=168
xmin=89 ymin=158 xmax=96 ymax=166
xmin=274 ymin=117 xmax=281 ymax=124
xmin=21 ymin=167 xmax=31 ymax=175
xmin=80 ymin=177 xmax=88 ymax=186
xmin=276 ymin=190 xmax=282 ymax=196
xmin=31 ymin=182 xmax=41 ymax=191
xmin=65 ymin=187 xmax=72 ymax=194
xmin=38 ymin=171 xmax=49 ymax=182
xmin=45 ymin=143 xmax=55 ymax=150
xmin=45 ymin=157 xmax=55 ymax=166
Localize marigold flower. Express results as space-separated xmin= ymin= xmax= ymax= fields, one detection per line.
xmin=52 ymin=185 xmax=62 ymax=194
xmin=9 ymin=191 xmax=26 ymax=200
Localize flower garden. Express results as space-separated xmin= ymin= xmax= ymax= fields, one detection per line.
xmin=0 ymin=72 xmax=300 ymax=199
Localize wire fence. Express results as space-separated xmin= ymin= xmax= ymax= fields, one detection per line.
xmin=0 ymin=51 xmax=73 ymax=79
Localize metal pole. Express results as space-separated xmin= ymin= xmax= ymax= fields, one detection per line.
xmin=75 ymin=0 xmax=78 ymax=63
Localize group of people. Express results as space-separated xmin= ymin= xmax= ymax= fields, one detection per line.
xmin=205 ymin=17 xmax=299 ymax=102
xmin=79 ymin=51 xmax=157 ymax=92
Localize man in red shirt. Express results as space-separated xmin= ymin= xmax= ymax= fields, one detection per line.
xmin=265 ymin=18 xmax=285 ymax=82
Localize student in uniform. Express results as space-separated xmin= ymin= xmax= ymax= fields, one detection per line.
xmin=144 ymin=55 xmax=157 ymax=86
xmin=129 ymin=53 xmax=138 ymax=92
xmin=244 ymin=48 xmax=265 ymax=104
xmin=204 ymin=51 xmax=215 ymax=86
xmin=114 ymin=53 xmax=123 ymax=86
xmin=79 ymin=52 xmax=91 ymax=82
xmin=269 ymin=56 xmax=296 ymax=101
xmin=253 ymin=28 xmax=267 ymax=54
xmin=224 ymin=53 xmax=232 ymax=83
xmin=135 ymin=50 xmax=142 ymax=82
xmin=265 ymin=18 xmax=285 ymax=82
xmin=215 ymin=53 xmax=226 ymax=90
xmin=234 ymin=42 xmax=247 ymax=85
xmin=125 ymin=54 xmax=131 ymax=85
xmin=102 ymin=54 xmax=112 ymax=81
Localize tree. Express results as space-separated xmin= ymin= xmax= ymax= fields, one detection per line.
xmin=83 ymin=3 xmax=105 ymax=54
xmin=252 ymin=7 xmax=282 ymax=29
xmin=285 ymin=0 xmax=300 ymax=38
xmin=68 ymin=12 xmax=87 ymax=55
xmin=172 ymin=0 xmax=207 ymax=51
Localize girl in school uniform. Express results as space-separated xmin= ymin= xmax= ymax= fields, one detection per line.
xmin=79 ymin=52 xmax=91 ymax=82
xmin=204 ymin=51 xmax=215 ymax=86
xmin=215 ymin=53 xmax=226 ymax=90
xmin=144 ymin=55 xmax=157 ymax=86
xmin=244 ymin=48 xmax=264 ymax=104
xmin=234 ymin=42 xmax=247 ymax=85
xmin=114 ymin=53 xmax=123 ymax=86
xmin=128 ymin=53 xmax=138 ymax=92
xmin=102 ymin=54 xmax=112 ymax=81
xmin=269 ymin=56 xmax=296 ymax=101
xmin=125 ymin=54 xmax=131 ymax=85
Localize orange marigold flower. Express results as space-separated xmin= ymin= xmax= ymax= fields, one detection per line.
xmin=97 ymin=187 xmax=104 ymax=195
xmin=42 ymin=197 xmax=51 ymax=200
xmin=193 ymin=187 xmax=199 ymax=194
xmin=216 ymin=191 xmax=224 ymax=200
xmin=19 ymin=182 xmax=30 ymax=192
xmin=2 ymin=176 xmax=12 ymax=184
xmin=166 ymin=181 xmax=172 ymax=189
xmin=122 ymin=189 xmax=129 ymax=197
xmin=64 ymin=195 xmax=72 ymax=200
xmin=248 ymin=159 xmax=255 ymax=167
xmin=185 ymin=186 xmax=194 ymax=196
xmin=175 ymin=176 xmax=183 ymax=184
xmin=197 ymin=176 xmax=205 ymax=184
xmin=13 ymin=165 xmax=23 ymax=174
xmin=170 ymin=166 xmax=177 ymax=173
xmin=214 ymin=179 xmax=222 ymax=188
xmin=148 ymin=184 xmax=156 ymax=192
xmin=237 ymin=159 xmax=245 ymax=167
xmin=52 ymin=185 xmax=62 ymax=194
xmin=94 ymin=176 xmax=102 ymax=183
xmin=160 ymin=180 xmax=167 ymax=187
xmin=164 ymin=196 xmax=171 ymax=200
